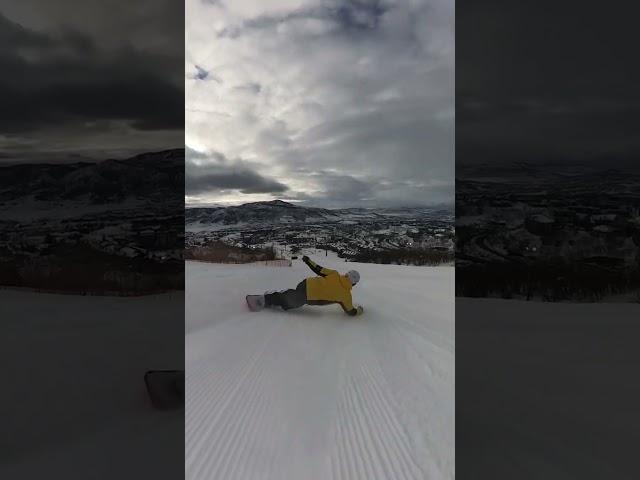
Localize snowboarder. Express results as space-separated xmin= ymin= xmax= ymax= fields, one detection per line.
xmin=247 ymin=256 xmax=364 ymax=316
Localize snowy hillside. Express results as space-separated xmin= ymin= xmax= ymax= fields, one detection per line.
xmin=0 ymin=150 xmax=184 ymax=293
xmin=457 ymin=298 xmax=640 ymax=479
xmin=0 ymin=149 xmax=183 ymax=210
xmin=1 ymin=290 xmax=184 ymax=479
xmin=185 ymin=200 xmax=342 ymax=228
xmin=186 ymin=260 xmax=454 ymax=480
xmin=185 ymin=200 xmax=452 ymax=230
xmin=185 ymin=201 xmax=455 ymax=265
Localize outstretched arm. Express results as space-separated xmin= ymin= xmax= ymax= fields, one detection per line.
xmin=340 ymin=297 xmax=364 ymax=316
xmin=302 ymin=256 xmax=336 ymax=277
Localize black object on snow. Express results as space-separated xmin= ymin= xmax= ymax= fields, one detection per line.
xmin=144 ymin=370 xmax=184 ymax=410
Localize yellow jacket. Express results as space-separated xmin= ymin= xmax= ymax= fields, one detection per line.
xmin=303 ymin=257 xmax=361 ymax=315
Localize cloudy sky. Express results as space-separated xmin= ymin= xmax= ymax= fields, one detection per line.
xmin=0 ymin=0 xmax=183 ymax=164
xmin=457 ymin=0 xmax=640 ymax=167
xmin=186 ymin=0 xmax=453 ymax=207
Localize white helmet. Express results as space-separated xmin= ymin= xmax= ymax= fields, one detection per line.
xmin=346 ymin=270 xmax=360 ymax=286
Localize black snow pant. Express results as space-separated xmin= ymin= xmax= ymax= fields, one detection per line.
xmin=264 ymin=280 xmax=307 ymax=310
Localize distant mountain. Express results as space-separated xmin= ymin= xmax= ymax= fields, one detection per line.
xmin=0 ymin=149 xmax=184 ymax=204
xmin=186 ymin=200 xmax=340 ymax=227
xmin=185 ymin=200 xmax=446 ymax=229
xmin=457 ymin=161 xmax=640 ymax=182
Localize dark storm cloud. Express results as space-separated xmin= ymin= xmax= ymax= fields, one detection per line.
xmin=0 ymin=1 xmax=183 ymax=162
xmin=194 ymin=65 xmax=209 ymax=80
xmin=332 ymin=0 xmax=388 ymax=31
xmin=457 ymin=0 xmax=640 ymax=165
xmin=306 ymin=172 xmax=377 ymax=204
xmin=186 ymin=148 xmax=289 ymax=195
xmin=218 ymin=0 xmax=390 ymax=39
xmin=281 ymin=169 xmax=453 ymax=208
xmin=321 ymin=174 xmax=451 ymax=208
xmin=187 ymin=170 xmax=289 ymax=195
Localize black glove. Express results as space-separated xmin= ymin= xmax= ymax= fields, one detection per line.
xmin=302 ymin=255 xmax=310 ymax=262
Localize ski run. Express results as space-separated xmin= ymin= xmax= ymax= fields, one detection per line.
xmin=186 ymin=259 xmax=455 ymax=480
xmin=1 ymin=290 xmax=184 ymax=479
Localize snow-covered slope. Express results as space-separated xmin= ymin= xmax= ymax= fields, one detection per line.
xmin=0 ymin=149 xmax=183 ymax=220
xmin=184 ymin=200 xmax=451 ymax=231
xmin=456 ymin=298 xmax=640 ymax=479
xmin=1 ymin=290 xmax=184 ymax=479
xmin=185 ymin=200 xmax=342 ymax=228
xmin=186 ymin=260 xmax=454 ymax=480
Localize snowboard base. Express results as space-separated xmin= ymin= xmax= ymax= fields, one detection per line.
xmin=144 ymin=370 xmax=184 ymax=410
xmin=246 ymin=294 xmax=265 ymax=312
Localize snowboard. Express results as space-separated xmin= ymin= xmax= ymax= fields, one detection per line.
xmin=144 ymin=370 xmax=184 ymax=410
xmin=246 ymin=294 xmax=265 ymax=311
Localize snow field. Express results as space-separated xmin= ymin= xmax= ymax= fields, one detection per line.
xmin=1 ymin=290 xmax=184 ymax=479
xmin=456 ymin=298 xmax=640 ymax=479
xmin=186 ymin=259 xmax=454 ymax=480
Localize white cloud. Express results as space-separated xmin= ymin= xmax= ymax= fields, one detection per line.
xmin=186 ymin=0 xmax=453 ymax=207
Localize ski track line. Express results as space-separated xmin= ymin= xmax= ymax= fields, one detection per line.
xmin=331 ymin=347 xmax=359 ymax=480
xmin=185 ymin=314 xmax=276 ymax=413
xmin=348 ymin=375 xmax=397 ymax=480
xmin=359 ymin=297 xmax=451 ymax=389
xmin=231 ymin=383 xmax=280 ymax=480
xmin=358 ymin=364 xmax=424 ymax=480
xmin=386 ymin=309 xmax=452 ymax=354
xmin=185 ymin=323 xmax=281 ymax=479
xmin=185 ymin=332 xmax=264 ymax=456
xmin=185 ymin=318 xmax=267 ymax=439
xmin=360 ymin=363 xmax=430 ymax=480
xmin=188 ymin=332 xmax=272 ymax=478
xmin=333 ymin=330 xmax=373 ymax=480
xmin=389 ymin=319 xmax=451 ymax=384
xmin=185 ymin=350 xmax=239 ymax=435
xmin=371 ymin=300 xmax=453 ymax=358
xmin=199 ymin=345 xmax=268 ymax=480
xmin=368 ymin=318 xmax=453 ymax=478
xmin=186 ymin=356 xmax=260 ymax=473
xmin=361 ymin=312 xmax=451 ymax=479
xmin=356 ymin=330 xmax=409 ymax=480
xmin=330 ymin=364 xmax=425 ymax=480
xmin=187 ymin=351 xmax=266 ymax=479
xmin=340 ymin=396 xmax=362 ymax=480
